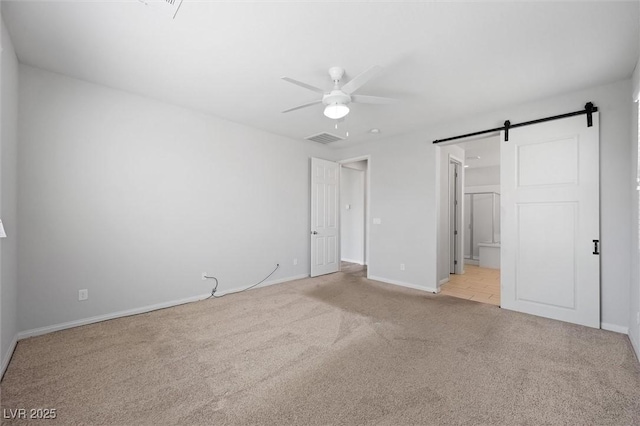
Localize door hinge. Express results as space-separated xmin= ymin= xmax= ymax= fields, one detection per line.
xmin=454 ymin=260 xmax=458 ymax=265
xmin=593 ymin=239 xmax=600 ymax=255
xmin=454 ymin=230 xmax=458 ymax=235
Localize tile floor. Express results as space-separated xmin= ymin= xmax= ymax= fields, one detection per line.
xmin=440 ymin=265 xmax=500 ymax=306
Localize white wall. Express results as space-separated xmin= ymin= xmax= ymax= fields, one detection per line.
xmin=17 ymin=65 xmax=329 ymax=333
xmin=465 ymin=165 xmax=500 ymax=187
xmin=336 ymin=79 xmax=633 ymax=330
xmin=438 ymin=145 xmax=464 ymax=283
xmin=332 ymin=133 xmax=440 ymax=293
xmin=340 ymin=167 xmax=365 ymax=264
xmin=1 ymin=15 xmax=19 ymax=375
xmin=629 ymin=57 xmax=640 ymax=361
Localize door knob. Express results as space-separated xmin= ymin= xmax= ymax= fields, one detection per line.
xmin=311 ymin=231 xmax=318 ymax=235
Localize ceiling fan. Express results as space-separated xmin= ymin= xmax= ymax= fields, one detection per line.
xmin=281 ymin=66 xmax=396 ymax=120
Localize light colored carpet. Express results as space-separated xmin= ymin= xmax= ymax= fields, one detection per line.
xmin=2 ymin=267 xmax=640 ymax=425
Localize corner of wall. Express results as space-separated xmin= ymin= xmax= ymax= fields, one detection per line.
xmin=0 ymin=14 xmax=20 ymax=378
xmin=1 ymin=334 xmax=17 ymax=379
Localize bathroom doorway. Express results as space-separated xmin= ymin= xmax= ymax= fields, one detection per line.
xmin=439 ymin=136 xmax=501 ymax=306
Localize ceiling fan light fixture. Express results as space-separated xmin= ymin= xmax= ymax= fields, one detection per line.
xmin=324 ymin=103 xmax=349 ymax=120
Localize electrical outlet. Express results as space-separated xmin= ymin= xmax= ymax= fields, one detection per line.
xmin=78 ymin=289 xmax=88 ymax=301
xmin=400 ymin=263 xmax=405 ymax=271
xmin=202 ymin=273 xmax=207 ymax=281
xmin=293 ymin=258 xmax=298 ymax=266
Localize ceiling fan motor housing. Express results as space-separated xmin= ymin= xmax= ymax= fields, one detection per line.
xmin=323 ymin=90 xmax=351 ymax=106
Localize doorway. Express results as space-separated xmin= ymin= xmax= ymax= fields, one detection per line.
xmin=309 ymin=156 xmax=370 ymax=279
xmin=340 ymin=157 xmax=369 ymax=278
xmin=438 ymin=136 xmax=502 ymax=306
xmin=436 ymin=111 xmax=601 ymax=328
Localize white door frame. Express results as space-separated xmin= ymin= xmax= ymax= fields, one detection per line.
xmin=449 ymin=154 xmax=464 ymax=275
xmin=339 ymin=155 xmax=371 ymax=279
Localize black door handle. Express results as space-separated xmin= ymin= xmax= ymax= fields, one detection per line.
xmin=593 ymin=240 xmax=599 ymax=255
xmin=311 ymin=231 xmax=318 ymax=235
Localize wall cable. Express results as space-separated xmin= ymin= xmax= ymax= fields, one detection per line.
xmin=203 ymin=263 xmax=280 ymax=300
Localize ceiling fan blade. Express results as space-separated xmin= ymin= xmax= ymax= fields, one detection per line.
xmin=281 ymin=77 xmax=325 ymax=94
xmin=351 ymin=94 xmax=397 ymax=104
xmin=340 ymin=65 xmax=382 ymax=95
xmin=281 ymin=100 xmax=322 ymax=113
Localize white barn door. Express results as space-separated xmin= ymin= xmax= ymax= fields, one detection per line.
xmin=310 ymin=158 xmax=340 ymax=277
xmin=501 ymin=113 xmax=600 ymax=328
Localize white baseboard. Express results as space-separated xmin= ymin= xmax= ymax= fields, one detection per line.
xmin=601 ymin=323 xmax=628 ymax=335
xmin=439 ymin=277 xmax=450 ymax=286
xmin=341 ymin=258 xmax=365 ymax=265
xmin=369 ymin=275 xmax=439 ymax=294
xmin=1 ymin=335 xmax=18 ymax=380
xmin=18 ymin=293 xmax=211 ymax=340
xmin=18 ymin=273 xmax=310 ymax=340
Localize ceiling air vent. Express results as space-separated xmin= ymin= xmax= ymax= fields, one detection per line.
xmin=138 ymin=0 xmax=183 ymax=19
xmin=305 ymin=132 xmax=345 ymax=144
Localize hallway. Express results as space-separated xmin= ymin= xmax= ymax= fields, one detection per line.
xmin=341 ymin=261 xmax=367 ymax=278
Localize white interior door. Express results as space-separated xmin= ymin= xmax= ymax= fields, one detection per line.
xmin=501 ymin=113 xmax=600 ymax=328
xmin=311 ymin=157 xmax=340 ymax=277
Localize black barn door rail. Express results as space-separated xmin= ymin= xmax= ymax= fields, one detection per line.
xmin=432 ymin=102 xmax=597 ymax=144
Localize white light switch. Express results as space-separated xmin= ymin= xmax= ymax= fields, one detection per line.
xmin=346 ymin=204 xmax=351 ymax=210
xmin=373 ymin=218 xmax=382 ymax=224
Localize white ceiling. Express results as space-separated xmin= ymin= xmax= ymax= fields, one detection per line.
xmin=3 ymin=1 xmax=638 ymax=148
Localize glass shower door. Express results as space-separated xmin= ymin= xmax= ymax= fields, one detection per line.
xmin=464 ymin=192 xmax=500 ymax=261
xmin=464 ymin=194 xmax=472 ymax=259
xmin=472 ymin=193 xmax=494 ymax=259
